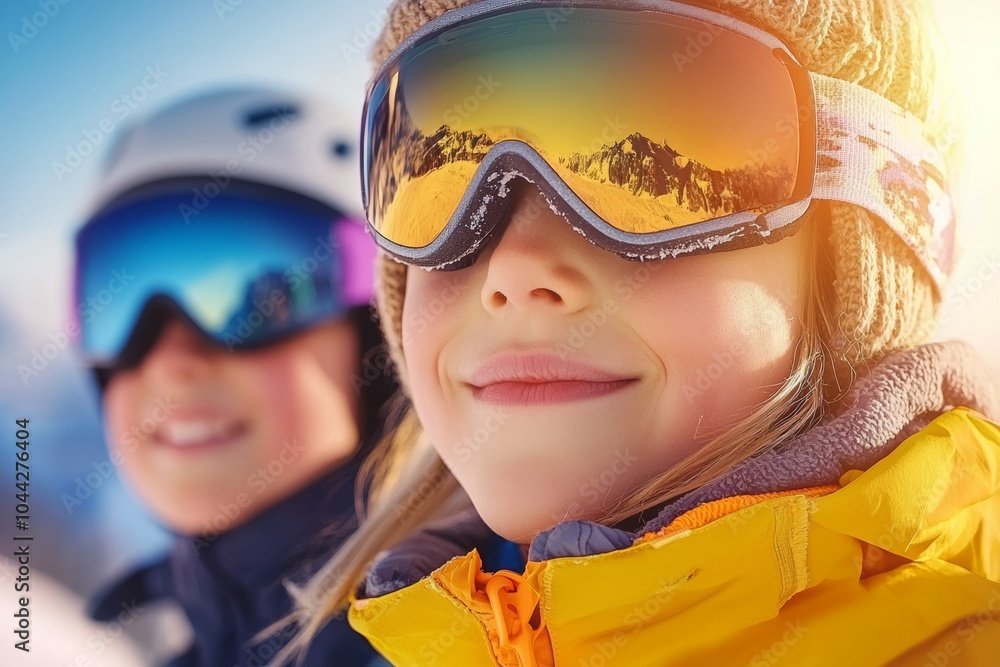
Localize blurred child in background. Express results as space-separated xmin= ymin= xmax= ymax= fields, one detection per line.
xmin=73 ymin=87 xmax=397 ymax=666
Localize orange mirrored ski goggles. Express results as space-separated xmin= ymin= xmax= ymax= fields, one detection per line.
xmin=361 ymin=0 xmax=955 ymax=290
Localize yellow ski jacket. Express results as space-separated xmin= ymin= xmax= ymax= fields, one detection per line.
xmin=350 ymin=407 xmax=1000 ymax=666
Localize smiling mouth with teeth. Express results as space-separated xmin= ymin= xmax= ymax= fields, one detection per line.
xmin=153 ymin=418 xmax=249 ymax=451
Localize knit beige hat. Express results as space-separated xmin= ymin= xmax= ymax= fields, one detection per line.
xmin=369 ymin=0 xmax=955 ymax=397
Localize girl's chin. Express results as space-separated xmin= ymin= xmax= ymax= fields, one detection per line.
xmin=152 ymin=493 xmax=261 ymax=535
xmin=471 ymin=489 xmax=602 ymax=543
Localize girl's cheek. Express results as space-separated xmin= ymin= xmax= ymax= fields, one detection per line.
xmin=104 ymin=377 xmax=135 ymax=454
xmin=240 ymin=327 xmax=360 ymax=457
xmin=232 ymin=357 xmax=290 ymax=444
xmin=403 ymin=270 xmax=476 ymax=339
xmin=402 ymin=269 xmax=483 ymax=448
xmin=401 ymin=269 xmax=477 ymax=375
xmin=102 ymin=374 xmax=155 ymax=499
xmin=626 ymin=271 xmax=801 ymax=438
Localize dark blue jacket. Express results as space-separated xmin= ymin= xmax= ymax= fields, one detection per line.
xmin=88 ymin=452 xmax=387 ymax=667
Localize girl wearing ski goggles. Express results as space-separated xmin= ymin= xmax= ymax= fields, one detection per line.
xmin=360 ymin=0 xmax=953 ymax=289
xmin=72 ymin=89 xmax=403 ymax=666
xmin=273 ymin=2 xmax=1000 ymax=666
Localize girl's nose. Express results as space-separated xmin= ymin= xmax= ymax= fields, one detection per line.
xmin=480 ymin=183 xmax=593 ymax=316
xmin=140 ymin=318 xmax=216 ymax=386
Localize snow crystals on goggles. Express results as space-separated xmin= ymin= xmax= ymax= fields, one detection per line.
xmin=361 ymin=0 xmax=955 ymax=291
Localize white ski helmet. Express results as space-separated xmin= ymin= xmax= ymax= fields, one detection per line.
xmin=87 ymin=86 xmax=363 ymax=217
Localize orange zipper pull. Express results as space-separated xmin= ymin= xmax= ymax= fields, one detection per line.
xmin=484 ymin=571 xmax=543 ymax=667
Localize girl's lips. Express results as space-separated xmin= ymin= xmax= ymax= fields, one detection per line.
xmin=466 ymin=353 xmax=640 ymax=406
xmin=152 ymin=417 xmax=249 ymax=453
xmin=469 ymin=378 xmax=639 ymax=406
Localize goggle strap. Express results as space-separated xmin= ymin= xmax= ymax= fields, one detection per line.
xmin=811 ymin=72 xmax=956 ymax=293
